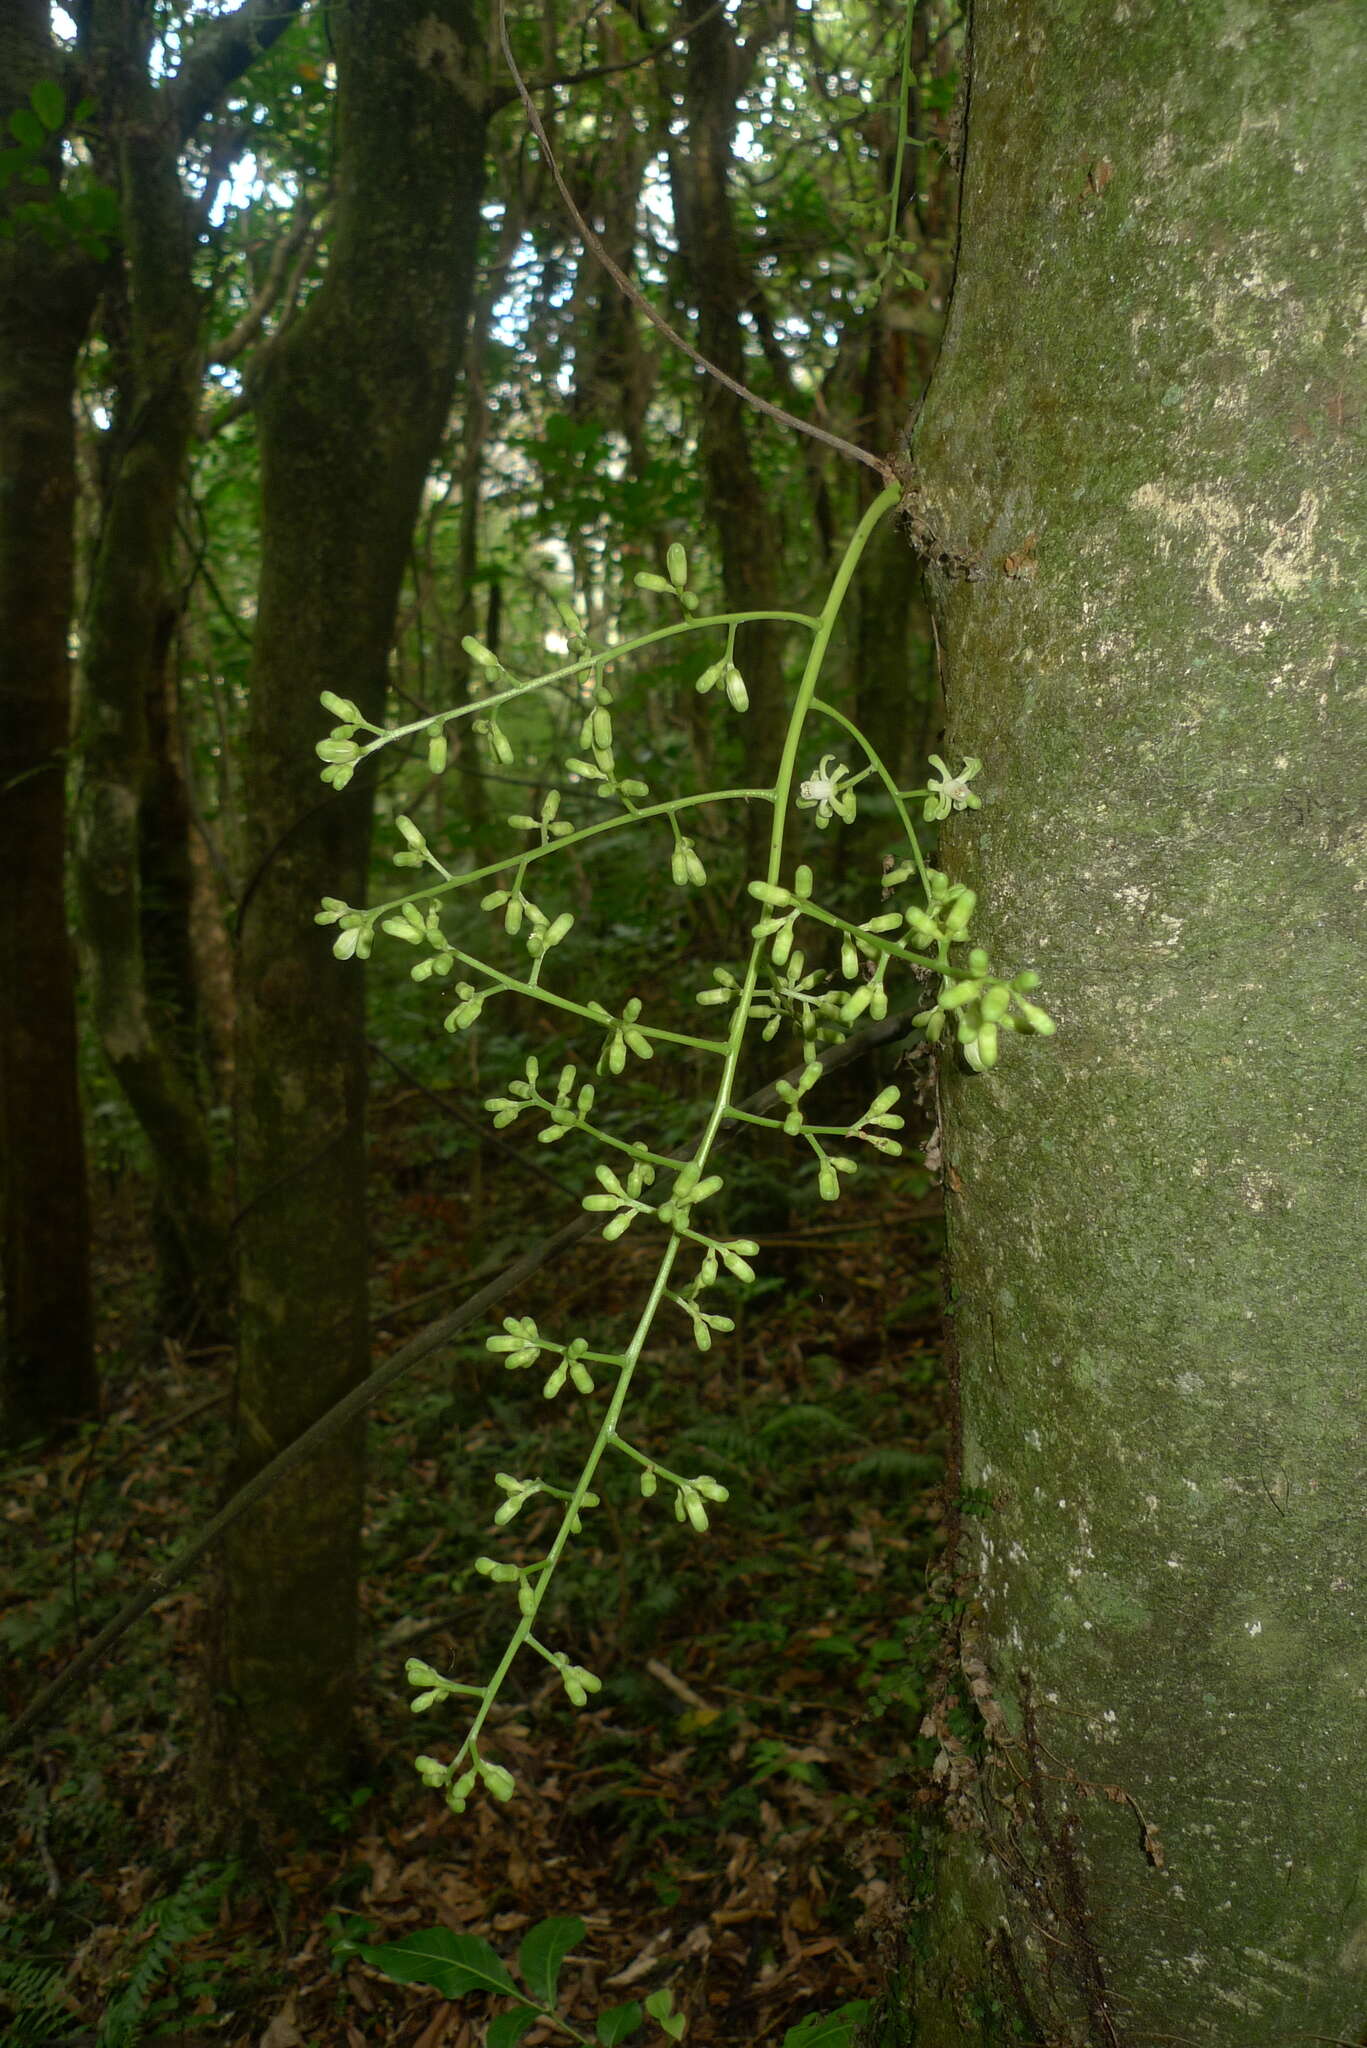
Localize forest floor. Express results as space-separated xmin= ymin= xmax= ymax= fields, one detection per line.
xmin=2 ymin=1073 xmax=950 ymax=2048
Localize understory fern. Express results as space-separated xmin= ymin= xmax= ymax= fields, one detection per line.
xmin=0 ymin=1949 xmax=70 ymax=2044
xmin=316 ymin=482 xmax=1054 ymax=1825
xmin=97 ymin=1862 xmax=237 ymax=2048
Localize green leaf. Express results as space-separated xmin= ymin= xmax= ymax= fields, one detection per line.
xmin=8 ymin=108 xmax=44 ymax=149
xmin=84 ymin=183 xmax=121 ymax=232
xmin=645 ymin=1987 xmax=685 ymax=2038
xmin=517 ymin=1915 xmax=584 ymax=2006
xmin=489 ymin=2010 xmax=539 ymax=2048
xmin=353 ymin=1928 xmax=520 ymax=1998
xmin=30 ymin=80 xmax=65 ymax=131
xmin=782 ymin=2002 xmax=872 ymax=2047
xmin=597 ymin=2003 xmax=644 ymax=2045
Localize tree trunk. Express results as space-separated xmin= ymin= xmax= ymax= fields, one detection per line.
xmin=211 ymin=0 xmax=486 ymax=1825
xmin=0 ymin=12 xmax=100 ymax=1440
xmin=668 ymin=0 xmax=788 ymax=840
xmin=74 ymin=28 xmax=230 ymax=1333
xmin=900 ymin=4 xmax=1365 ymax=2041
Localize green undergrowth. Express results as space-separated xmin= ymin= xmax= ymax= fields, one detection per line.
xmin=1 ymin=1067 xmax=949 ymax=2044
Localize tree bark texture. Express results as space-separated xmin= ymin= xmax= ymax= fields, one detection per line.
xmin=216 ymin=0 xmax=487 ymax=1815
xmin=0 ymin=9 xmax=100 ymax=1439
xmin=74 ymin=19 xmax=229 ymax=1329
xmin=903 ymin=4 xmax=1365 ymax=2042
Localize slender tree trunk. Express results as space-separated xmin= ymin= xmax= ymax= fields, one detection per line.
xmin=668 ymin=0 xmax=788 ymax=841
xmin=897 ymin=4 xmax=1365 ymax=2040
xmin=74 ymin=25 xmax=229 ymax=1331
xmin=0 ymin=11 xmax=100 ymax=1440
xmin=209 ymin=0 xmax=487 ymax=1825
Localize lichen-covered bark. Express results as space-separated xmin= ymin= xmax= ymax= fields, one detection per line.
xmin=904 ymin=3 xmax=1366 ymax=2040
xmin=214 ymin=0 xmax=487 ymax=1819
xmin=0 ymin=10 xmax=100 ymax=1439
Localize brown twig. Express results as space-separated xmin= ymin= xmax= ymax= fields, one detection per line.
xmin=495 ymin=0 xmax=894 ymax=483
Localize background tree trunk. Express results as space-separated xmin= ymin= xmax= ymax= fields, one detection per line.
xmin=210 ymin=0 xmax=487 ymax=1826
xmin=74 ymin=23 xmax=230 ymax=1334
xmin=901 ymin=4 xmax=1365 ymax=2040
xmin=668 ymin=0 xmax=788 ymax=839
xmin=0 ymin=11 xmax=100 ymax=1440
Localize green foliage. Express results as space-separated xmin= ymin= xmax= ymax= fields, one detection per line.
xmin=339 ymin=1915 xmax=671 ymax=2044
xmin=0 ymin=1932 xmax=70 ymax=2044
xmin=0 ymin=83 xmax=120 ymax=257
xmin=339 ymin=1910 xmax=869 ymax=2048
xmin=784 ymin=2004 xmax=872 ymax=2047
xmin=97 ymin=1863 xmax=239 ymax=2048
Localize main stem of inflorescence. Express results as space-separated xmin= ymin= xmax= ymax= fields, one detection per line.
xmin=313 ymin=482 xmax=1053 ymax=1813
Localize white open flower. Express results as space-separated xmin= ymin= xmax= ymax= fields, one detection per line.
xmin=797 ymin=754 xmax=857 ymax=828
xmin=923 ymin=753 xmax=983 ymax=822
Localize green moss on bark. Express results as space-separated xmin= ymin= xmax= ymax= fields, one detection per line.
xmin=904 ymin=2 xmax=1366 ymax=2040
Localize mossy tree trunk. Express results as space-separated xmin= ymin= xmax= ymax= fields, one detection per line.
xmin=897 ymin=5 xmax=1366 ymax=2042
xmin=0 ymin=7 xmax=100 ymax=1440
xmin=212 ymin=0 xmax=486 ymax=1824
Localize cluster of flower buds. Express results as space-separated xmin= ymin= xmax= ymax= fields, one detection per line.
xmin=581 ymin=1157 xmax=658 ymax=1241
xmin=314 ymin=691 xmax=381 ymax=791
xmin=585 ymin=996 xmax=655 ymax=1075
xmin=479 ymin=881 xmax=574 ymax=963
xmin=507 ymin=788 xmax=574 ymax=844
xmin=566 ymin=679 xmax=650 ymax=803
xmin=486 ymin=1316 xmax=599 ymax=1399
xmin=915 ymin=950 xmax=1056 ymax=1071
xmin=313 ymin=896 xmax=373 ymax=960
xmin=484 ymin=1060 xmax=597 ymax=1145
xmin=635 ymin=542 xmax=700 ymax=613
xmin=694 ymin=656 xmax=749 ymax=713
xmin=413 ymin=1745 xmax=515 ymax=1813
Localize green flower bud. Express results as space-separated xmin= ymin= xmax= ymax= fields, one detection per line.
xmin=943 ymin=890 xmax=977 ymax=937
xmin=479 ymin=1760 xmax=516 ymax=1802
xmin=1015 ymin=998 xmax=1056 ymax=1034
xmin=320 ymin=691 xmax=365 ymax=724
